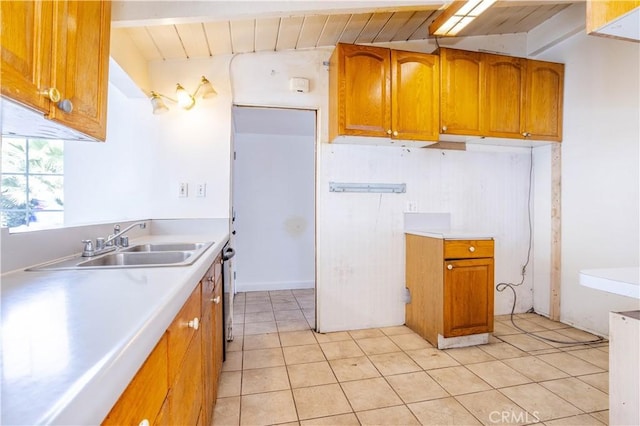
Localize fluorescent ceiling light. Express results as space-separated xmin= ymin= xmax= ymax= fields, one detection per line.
xmin=429 ymin=0 xmax=497 ymax=37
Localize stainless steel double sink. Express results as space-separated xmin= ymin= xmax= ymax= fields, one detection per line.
xmin=28 ymin=242 xmax=214 ymax=271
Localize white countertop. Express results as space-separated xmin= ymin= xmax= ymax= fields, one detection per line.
xmin=405 ymin=229 xmax=494 ymax=240
xmin=1 ymin=225 xmax=230 ymax=425
xmin=580 ymin=267 xmax=640 ymax=299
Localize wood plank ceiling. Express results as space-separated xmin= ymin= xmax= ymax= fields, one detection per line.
xmin=114 ymin=1 xmax=575 ymax=61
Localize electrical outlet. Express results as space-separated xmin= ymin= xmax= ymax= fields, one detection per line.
xmin=406 ymin=201 xmax=418 ymax=212
xmin=178 ymin=182 xmax=188 ymax=198
xmin=196 ymin=183 xmax=206 ymax=197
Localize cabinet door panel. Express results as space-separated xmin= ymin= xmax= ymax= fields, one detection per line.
xmin=392 ymin=51 xmax=439 ymax=141
xmin=169 ymin=331 xmax=203 ymax=425
xmin=339 ymin=44 xmax=391 ymax=137
xmin=482 ymin=54 xmax=525 ymax=138
xmin=167 ymin=284 xmax=201 ymax=385
xmin=440 ymin=49 xmax=483 ymax=136
xmin=524 ymin=60 xmax=564 ymax=141
xmin=0 ymin=0 xmax=52 ymax=113
xmin=443 ymin=258 xmax=494 ymax=337
xmin=201 ymin=262 xmax=217 ymax=426
xmin=49 ymin=0 xmax=111 ymax=140
xmin=102 ymin=335 xmax=168 ymax=426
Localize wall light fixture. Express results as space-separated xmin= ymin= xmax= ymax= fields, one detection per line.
xmin=429 ymin=0 xmax=497 ymax=37
xmin=149 ymin=76 xmax=217 ymax=114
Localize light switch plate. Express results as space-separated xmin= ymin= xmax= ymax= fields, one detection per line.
xmin=178 ymin=182 xmax=188 ymax=198
xmin=196 ymin=183 xmax=206 ymax=197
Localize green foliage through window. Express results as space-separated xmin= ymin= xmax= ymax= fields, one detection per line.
xmin=1 ymin=138 xmax=64 ymax=229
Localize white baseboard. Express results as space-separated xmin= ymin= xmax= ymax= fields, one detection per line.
xmin=236 ymin=280 xmax=315 ymax=292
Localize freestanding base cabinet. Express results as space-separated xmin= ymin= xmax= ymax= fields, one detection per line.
xmin=609 ymin=310 xmax=639 ymax=426
xmin=405 ymin=234 xmax=494 ymax=349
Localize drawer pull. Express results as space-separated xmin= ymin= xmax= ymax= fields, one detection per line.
xmin=188 ymin=317 xmax=200 ymax=330
xmin=139 ymin=420 xmax=150 ymax=426
xmin=469 ymin=246 xmax=476 ymax=252
xmin=447 ymin=264 xmax=453 ymax=270
xmin=212 ymin=296 xmax=221 ymax=304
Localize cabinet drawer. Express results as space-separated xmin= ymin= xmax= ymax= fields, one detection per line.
xmin=102 ymin=335 xmax=168 ymax=426
xmin=444 ymin=239 xmax=494 ymax=259
xmin=167 ymin=284 xmax=201 ymax=384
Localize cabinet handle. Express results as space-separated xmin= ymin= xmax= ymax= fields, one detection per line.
xmin=40 ymin=87 xmax=61 ymax=102
xmin=212 ymin=296 xmax=221 ymax=304
xmin=139 ymin=420 xmax=150 ymax=426
xmin=442 ymin=125 xmax=448 ymax=133
xmin=469 ymin=246 xmax=476 ymax=253
xmin=392 ymin=130 xmax=398 ymax=137
xmin=387 ymin=129 xmax=392 ymax=135
xmin=522 ymin=132 xmax=530 ymax=137
xmin=57 ymin=99 xmax=73 ymax=113
xmin=447 ymin=264 xmax=453 ymax=270
xmin=188 ymin=317 xmax=200 ymax=330
xmin=207 ymin=276 xmax=214 ymax=282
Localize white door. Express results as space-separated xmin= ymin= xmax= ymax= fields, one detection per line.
xmin=231 ymin=106 xmax=316 ymax=298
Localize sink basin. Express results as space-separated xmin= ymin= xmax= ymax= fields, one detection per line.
xmin=27 ymin=241 xmax=214 ymax=271
xmin=77 ymin=251 xmax=195 ymax=267
xmin=121 ymin=242 xmax=209 ymax=252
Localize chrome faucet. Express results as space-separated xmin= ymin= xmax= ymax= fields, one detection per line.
xmin=81 ymin=221 xmax=147 ymax=257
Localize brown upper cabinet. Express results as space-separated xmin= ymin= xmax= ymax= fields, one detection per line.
xmin=329 ymin=43 xmax=440 ymax=143
xmin=439 ymin=48 xmax=564 ymax=142
xmin=1 ymin=0 xmax=111 ymax=141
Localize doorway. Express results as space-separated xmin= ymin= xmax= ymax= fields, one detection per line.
xmin=231 ymin=106 xmax=316 ymax=330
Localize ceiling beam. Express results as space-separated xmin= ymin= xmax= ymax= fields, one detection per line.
xmin=527 ymin=1 xmax=585 ymax=56
xmin=112 ymin=1 xmax=444 ymax=28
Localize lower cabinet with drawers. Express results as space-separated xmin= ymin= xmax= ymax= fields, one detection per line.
xmin=102 ymin=253 xmax=224 ymax=426
xmin=405 ymin=234 xmax=495 ymax=349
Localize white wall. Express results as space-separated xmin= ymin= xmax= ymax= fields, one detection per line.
xmin=147 ymin=57 xmax=233 ymax=219
xmin=64 ymin=82 xmax=157 ymax=225
xmin=233 ymin=131 xmax=315 ymax=292
xmin=532 ymin=33 xmax=640 ymax=335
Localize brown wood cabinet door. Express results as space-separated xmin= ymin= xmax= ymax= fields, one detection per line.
xmin=482 ymin=54 xmax=526 ymax=138
xmin=524 ymin=60 xmax=564 ymax=142
xmin=213 ymin=276 xmax=224 ymax=378
xmin=334 ymin=43 xmax=391 ymax=138
xmin=48 ymin=0 xmax=111 ymax=141
xmin=102 ymin=335 xmax=169 ymax=426
xmin=443 ymin=258 xmax=494 ymax=337
xmin=169 ymin=331 xmax=203 ymax=426
xmin=167 ymin=284 xmax=201 ymax=385
xmin=0 ymin=0 xmax=52 ymax=113
xmin=391 ymin=50 xmax=439 ymax=141
xmin=440 ymin=48 xmax=483 ymax=136
xmin=201 ymin=267 xmax=215 ymax=426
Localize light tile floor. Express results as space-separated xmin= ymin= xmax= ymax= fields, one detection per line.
xmin=213 ymin=290 xmax=609 ymax=425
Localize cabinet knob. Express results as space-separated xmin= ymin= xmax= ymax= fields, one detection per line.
xmin=387 ymin=129 xmax=392 ymax=135
xmin=207 ymin=276 xmax=214 ymax=282
xmin=442 ymin=125 xmax=448 ymax=133
xmin=469 ymin=246 xmax=476 ymax=252
xmin=392 ymin=130 xmax=398 ymax=137
xmin=139 ymin=420 xmax=150 ymax=426
xmin=188 ymin=317 xmax=200 ymax=330
xmin=212 ymin=296 xmax=221 ymax=304
xmin=40 ymin=87 xmax=61 ymax=102
xmin=447 ymin=264 xmax=453 ymax=270
xmin=57 ymin=99 xmax=73 ymax=113
xmin=522 ymin=132 xmax=530 ymax=137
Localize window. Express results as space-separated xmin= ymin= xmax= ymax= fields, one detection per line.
xmin=1 ymin=138 xmax=64 ymax=229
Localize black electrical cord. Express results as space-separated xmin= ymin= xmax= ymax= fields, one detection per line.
xmin=495 ymin=148 xmax=605 ymax=346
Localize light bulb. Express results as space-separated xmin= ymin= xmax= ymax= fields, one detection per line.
xmin=176 ymin=83 xmax=195 ymax=110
